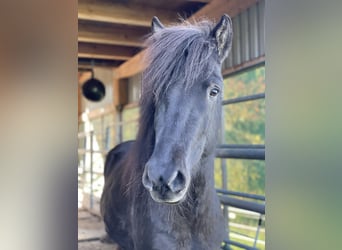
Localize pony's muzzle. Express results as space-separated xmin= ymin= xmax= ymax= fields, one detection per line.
xmin=142 ymin=164 xmax=187 ymax=203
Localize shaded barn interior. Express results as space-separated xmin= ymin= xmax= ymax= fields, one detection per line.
xmin=78 ymin=0 xmax=265 ymax=249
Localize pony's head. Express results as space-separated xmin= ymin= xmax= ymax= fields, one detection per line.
xmin=141 ymin=15 xmax=233 ymax=204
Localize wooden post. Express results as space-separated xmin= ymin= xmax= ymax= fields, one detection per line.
xmin=113 ymin=77 xmax=129 ymax=108
xmin=113 ymin=77 xmax=128 ymax=144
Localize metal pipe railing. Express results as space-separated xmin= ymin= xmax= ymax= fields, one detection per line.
xmin=78 ymin=149 xmax=107 ymax=154
xmin=216 ymin=148 xmax=265 ymax=160
xmin=78 ymin=86 xmax=266 ymax=250
xmin=253 ymin=215 xmax=263 ymax=248
xmin=90 ymin=131 xmax=94 ymax=209
xmin=223 ymin=239 xmax=258 ymax=250
xmin=222 ymin=93 xmax=265 ymax=106
xmin=216 ymin=189 xmax=265 ymax=201
xmin=217 ymin=144 xmax=264 ymax=149
xmin=219 ymin=90 xmax=265 ymax=250
xmin=218 ymin=195 xmax=265 ymax=215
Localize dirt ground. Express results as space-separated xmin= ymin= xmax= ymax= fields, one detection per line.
xmin=78 ymin=209 xmax=119 ymax=250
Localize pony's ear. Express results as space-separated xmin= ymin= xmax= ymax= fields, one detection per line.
xmin=211 ymin=14 xmax=233 ymax=62
xmin=151 ymin=16 xmax=165 ymax=33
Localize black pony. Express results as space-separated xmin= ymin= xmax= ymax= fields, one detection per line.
xmin=101 ymin=15 xmax=233 ymax=250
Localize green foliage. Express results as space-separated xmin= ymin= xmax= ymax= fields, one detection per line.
xmin=215 ymin=67 xmax=265 ymax=195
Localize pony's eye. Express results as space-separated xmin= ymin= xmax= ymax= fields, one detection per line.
xmin=209 ymin=87 xmax=220 ymax=97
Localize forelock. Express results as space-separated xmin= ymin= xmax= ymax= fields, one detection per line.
xmin=142 ymin=20 xmax=220 ymax=102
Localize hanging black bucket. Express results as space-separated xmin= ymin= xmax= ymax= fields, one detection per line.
xmin=82 ymin=77 xmax=106 ymax=102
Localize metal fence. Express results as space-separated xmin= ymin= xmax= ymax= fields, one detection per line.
xmin=78 ymin=62 xmax=265 ymax=249
xmin=78 ymin=91 xmax=265 ymax=250
xmin=218 ymin=91 xmax=265 ymax=250
xmin=217 ymin=3 xmax=266 ymax=247
xmin=78 ymin=117 xmax=138 ymax=211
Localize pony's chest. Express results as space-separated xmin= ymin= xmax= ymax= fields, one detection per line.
xmin=139 ymin=201 xmax=222 ymax=250
xmin=149 ymin=202 xmax=205 ymax=237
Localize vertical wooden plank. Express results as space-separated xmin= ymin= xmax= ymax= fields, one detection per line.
xmin=128 ymin=73 xmax=142 ymax=103
xmin=78 ymin=71 xmax=91 ymax=119
xmin=113 ymin=77 xmax=128 ymax=107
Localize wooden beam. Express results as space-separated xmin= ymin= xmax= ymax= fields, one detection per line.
xmin=222 ymin=55 xmax=265 ymax=77
xmin=78 ymin=42 xmax=137 ymax=61
xmin=78 ymin=0 xmax=178 ymax=27
xmin=113 ymin=0 xmax=258 ymax=79
xmin=78 ymin=58 xmax=123 ymax=68
xmin=114 ymin=51 xmax=145 ymax=79
xmin=78 ymin=22 xmax=147 ymax=47
xmin=190 ymin=0 xmax=257 ymax=21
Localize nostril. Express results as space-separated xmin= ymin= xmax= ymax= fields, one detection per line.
xmin=176 ymin=171 xmax=185 ymax=184
xmin=169 ymin=171 xmax=186 ymax=193
xmin=159 ymin=176 xmax=164 ymax=183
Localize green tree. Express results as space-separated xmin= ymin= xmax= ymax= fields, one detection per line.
xmin=215 ymin=67 xmax=265 ymax=195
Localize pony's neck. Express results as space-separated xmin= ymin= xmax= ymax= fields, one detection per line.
xmin=187 ymin=153 xmax=216 ymax=204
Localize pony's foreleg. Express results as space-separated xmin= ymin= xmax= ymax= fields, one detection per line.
xmin=152 ymin=233 xmax=191 ymax=250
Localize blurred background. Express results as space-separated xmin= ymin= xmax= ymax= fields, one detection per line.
xmin=2 ymin=0 xmax=340 ymax=250
xmin=77 ymin=1 xmax=265 ymax=249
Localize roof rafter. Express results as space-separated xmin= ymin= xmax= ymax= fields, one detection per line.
xmin=78 ymin=0 xmax=179 ymax=27
xmin=191 ymin=0 xmax=257 ymax=20
xmin=78 ymin=42 xmax=137 ymax=61
xmin=114 ymin=0 xmax=258 ymax=79
xmin=78 ymin=22 xmax=147 ymax=47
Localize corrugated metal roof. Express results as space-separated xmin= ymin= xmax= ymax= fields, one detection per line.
xmin=223 ymin=0 xmax=265 ymax=72
xmin=127 ymin=0 xmax=265 ymax=100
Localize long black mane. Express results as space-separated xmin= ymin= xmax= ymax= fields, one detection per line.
xmin=143 ymin=20 xmax=219 ymax=101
